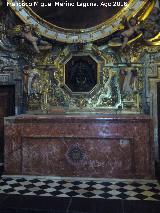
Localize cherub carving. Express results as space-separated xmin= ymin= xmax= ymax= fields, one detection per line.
xmin=108 ymin=17 xmax=141 ymax=50
xmin=21 ymin=24 xmax=52 ymax=54
xmin=120 ymin=17 xmax=141 ymax=49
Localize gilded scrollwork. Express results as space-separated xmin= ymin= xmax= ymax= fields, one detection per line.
xmin=1 ymin=0 xmax=160 ymax=115
xmin=22 ymin=40 xmax=146 ymax=114
xmin=93 ymin=67 xmax=120 ymax=108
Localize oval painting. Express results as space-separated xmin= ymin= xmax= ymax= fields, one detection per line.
xmin=24 ymin=0 xmax=129 ymax=29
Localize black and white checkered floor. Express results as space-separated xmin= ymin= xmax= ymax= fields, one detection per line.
xmin=0 ymin=176 xmax=160 ymax=201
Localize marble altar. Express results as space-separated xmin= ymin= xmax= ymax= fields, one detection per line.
xmin=4 ymin=114 xmax=154 ymax=179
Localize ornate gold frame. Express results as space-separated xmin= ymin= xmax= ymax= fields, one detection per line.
xmin=7 ymin=0 xmax=155 ymax=43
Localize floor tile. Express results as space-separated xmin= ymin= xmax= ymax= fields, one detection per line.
xmin=0 ymin=176 xmax=160 ymax=201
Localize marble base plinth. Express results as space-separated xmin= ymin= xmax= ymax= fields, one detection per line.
xmin=4 ymin=114 xmax=154 ymax=179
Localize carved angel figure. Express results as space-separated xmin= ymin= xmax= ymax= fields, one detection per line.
xmin=108 ymin=17 xmax=141 ymax=49
xmin=21 ymin=24 xmax=52 ymax=54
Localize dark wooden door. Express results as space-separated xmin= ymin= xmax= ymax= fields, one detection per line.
xmin=0 ymin=86 xmax=15 ymax=165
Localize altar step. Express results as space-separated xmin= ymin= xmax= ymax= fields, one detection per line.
xmin=0 ymin=195 xmax=160 ymax=213
xmin=0 ymin=176 xmax=160 ymax=201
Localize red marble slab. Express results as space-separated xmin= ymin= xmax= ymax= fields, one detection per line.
xmin=4 ymin=114 xmax=155 ymax=179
